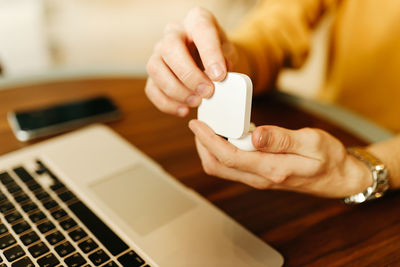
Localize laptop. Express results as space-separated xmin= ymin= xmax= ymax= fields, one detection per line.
xmin=0 ymin=124 xmax=283 ymax=267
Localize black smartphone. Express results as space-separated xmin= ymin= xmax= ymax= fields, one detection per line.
xmin=8 ymin=96 xmax=121 ymax=141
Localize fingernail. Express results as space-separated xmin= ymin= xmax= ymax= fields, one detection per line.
xmin=177 ymin=107 xmax=188 ymax=117
xmin=209 ymin=63 xmax=223 ymax=80
xmin=188 ymin=120 xmax=196 ymax=131
xmin=257 ymin=128 xmax=268 ymax=148
xmin=186 ymin=95 xmax=201 ymax=107
xmin=196 ymin=83 xmax=212 ymax=97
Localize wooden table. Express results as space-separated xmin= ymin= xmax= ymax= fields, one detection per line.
xmin=0 ymin=77 xmax=399 ymax=266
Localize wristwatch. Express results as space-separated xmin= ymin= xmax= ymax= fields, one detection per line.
xmin=343 ymin=147 xmax=390 ymax=204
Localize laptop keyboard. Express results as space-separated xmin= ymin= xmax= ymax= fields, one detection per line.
xmin=0 ymin=160 xmax=150 ymax=267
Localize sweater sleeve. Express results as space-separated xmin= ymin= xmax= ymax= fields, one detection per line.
xmin=229 ymin=0 xmax=336 ymax=93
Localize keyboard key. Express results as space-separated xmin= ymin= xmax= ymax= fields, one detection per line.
xmin=5 ymin=211 xmax=22 ymax=224
xmin=20 ymin=231 xmax=40 ymax=246
xmin=7 ymin=185 xmax=22 ymax=195
xmin=46 ymin=231 xmax=65 ymax=245
xmin=43 ymin=200 xmax=59 ymax=210
xmin=5 ymin=179 xmax=17 ymax=187
xmin=55 ymin=241 xmax=75 ymax=257
xmin=38 ymin=220 xmax=55 ymax=234
xmin=50 ymin=182 xmax=66 ymax=192
xmin=89 ymin=249 xmax=110 ymax=266
xmin=0 ymin=234 xmax=16 ymax=249
xmin=0 ymin=201 xmax=14 ymax=213
xmin=51 ymin=209 xmax=67 ymax=220
xmin=0 ymin=192 xmax=7 ymax=202
xmin=69 ymin=201 xmax=128 ymax=256
xmin=29 ymin=242 xmax=50 ymax=258
xmin=29 ymin=211 xmax=46 ymax=223
xmin=37 ymin=253 xmax=60 ymax=267
xmin=35 ymin=161 xmax=50 ymax=174
xmin=69 ymin=228 xmax=87 ymax=242
xmin=21 ymin=202 xmax=38 ymax=213
xmin=0 ymin=223 xmax=8 ymax=234
xmin=60 ymin=218 xmax=77 ymax=230
xmin=58 ymin=191 xmax=76 ymax=202
xmin=35 ymin=168 xmax=47 ymax=176
xmin=35 ymin=161 xmax=48 ymax=175
xmin=12 ymin=221 xmax=31 ymax=234
xmin=14 ymin=193 xmax=30 ymax=203
xmin=118 ymin=251 xmax=145 ymax=267
xmin=0 ymin=172 xmax=13 ymax=185
xmin=28 ymin=182 xmax=42 ymax=192
xmin=13 ymin=167 xmax=34 ymax=183
xmin=4 ymin=245 xmax=25 ymax=262
xmin=103 ymin=262 xmax=118 ymax=267
xmin=65 ymin=253 xmax=86 ymax=267
xmin=11 ymin=256 xmax=35 ymax=267
xmin=35 ymin=191 xmax=50 ymax=201
xmin=78 ymin=238 xmax=98 ymax=254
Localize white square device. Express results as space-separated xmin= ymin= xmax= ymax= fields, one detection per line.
xmin=198 ymin=72 xmax=253 ymax=139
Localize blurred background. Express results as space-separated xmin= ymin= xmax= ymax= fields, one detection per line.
xmin=0 ymin=0 xmax=332 ymax=98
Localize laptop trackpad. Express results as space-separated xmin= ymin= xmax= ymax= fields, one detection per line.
xmin=90 ymin=164 xmax=196 ymax=236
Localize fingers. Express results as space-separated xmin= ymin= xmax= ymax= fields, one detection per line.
xmin=146 ymin=7 xmax=232 ymax=117
xmin=252 ymin=126 xmax=326 ymax=159
xmin=184 ymin=7 xmax=227 ymax=81
xmin=195 ymin=138 xmax=273 ymax=189
xmin=189 ymin=120 xmax=321 ymax=183
xmin=191 ymin=120 xmax=351 ymax=197
xmin=146 ymin=54 xmax=201 ymax=107
xmin=161 ymin=23 xmax=214 ymax=98
xmin=252 ymin=126 xmax=300 ymax=154
xmin=145 ymin=79 xmax=189 ymax=117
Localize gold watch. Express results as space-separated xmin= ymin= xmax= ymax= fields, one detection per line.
xmin=343 ymin=147 xmax=390 ymax=204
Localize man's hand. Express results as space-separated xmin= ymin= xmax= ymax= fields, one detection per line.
xmin=189 ymin=120 xmax=373 ymax=198
xmin=145 ymin=7 xmax=238 ymax=117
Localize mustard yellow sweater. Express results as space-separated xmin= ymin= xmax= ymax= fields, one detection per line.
xmin=230 ymin=0 xmax=400 ymax=132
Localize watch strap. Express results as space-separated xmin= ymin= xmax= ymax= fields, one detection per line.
xmin=343 ymin=147 xmax=390 ymax=204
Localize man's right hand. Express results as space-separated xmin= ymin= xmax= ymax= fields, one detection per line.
xmin=145 ymin=7 xmax=238 ymax=117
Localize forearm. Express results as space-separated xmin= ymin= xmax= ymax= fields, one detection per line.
xmin=367 ymin=135 xmax=400 ymax=189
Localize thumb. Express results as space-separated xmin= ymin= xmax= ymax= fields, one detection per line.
xmin=252 ymin=126 xmax=303 ymax=154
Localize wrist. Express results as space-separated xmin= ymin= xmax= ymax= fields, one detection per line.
xmin=366 ymin=145 xmax=396 ymax=189
xmin=343 ymin=147 xmax=390 ymax=204
xmin=343 ymin=152 xmax=374 ymax=197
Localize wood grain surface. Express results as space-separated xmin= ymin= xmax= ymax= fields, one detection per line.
xmin=0 ymin=78 xmax=399 ymax=266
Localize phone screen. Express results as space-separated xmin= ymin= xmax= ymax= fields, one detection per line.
xmin=14 ymin=96 xmax=120 ymax=131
